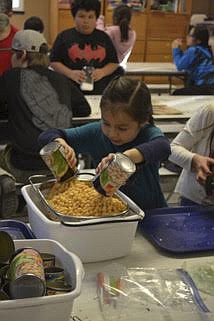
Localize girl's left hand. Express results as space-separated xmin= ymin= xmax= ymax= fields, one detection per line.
xmin=96 ymin=153 xmax=115 ymax=174
xmin=192 ymin=154 xmax=214 ymax=184
xmin=91 ymin=68 xmax=105 ymax=82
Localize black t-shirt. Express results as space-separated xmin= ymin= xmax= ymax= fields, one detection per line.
xmin=0 ymin=66 xmax=91 ymax=170
xmin=50 ymin=28 xmax=119 ymax=69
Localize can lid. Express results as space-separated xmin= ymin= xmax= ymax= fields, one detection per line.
xmin=40 ymin=141 xmax=60 ymax=155
xmin=0 ymin=231 xmax=15 ymax=263
xmin=115 ymin=153 xmax=136 ymax=173
xmin=46 ymin=279 xmax=72 ymax=292
xmin=9 ymin=275 xmax=46 ymax=299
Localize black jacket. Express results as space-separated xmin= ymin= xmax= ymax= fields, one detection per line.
xmin=0 ymin=65 xmax=91 ymax=169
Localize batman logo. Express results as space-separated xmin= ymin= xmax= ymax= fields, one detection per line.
xmin=68 ymin=44 xmax=106 ymax=63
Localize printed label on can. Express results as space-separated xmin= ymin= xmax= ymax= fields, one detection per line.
xmin=9 ymin=248 xmax=46 ymax=298
xmin=9 ymin=248 xmax=45 ymax=282
xmin=40 ymin=142 xmax=77 ymax=181
xmin=93 ymin=153 xmax=136 ymax=196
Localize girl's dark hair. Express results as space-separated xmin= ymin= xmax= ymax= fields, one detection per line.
xmin=113 ymin=4 xmax=132 ymax=42
xmin=71 ymin=0 xmax=101 ymax=19
xmin=100 ymin=76 xmax=154 ymax=125
xmin=24 ymin=16 xmax=44 ymax=33
xmin=191 ymin=25 xmax=210 ymax=47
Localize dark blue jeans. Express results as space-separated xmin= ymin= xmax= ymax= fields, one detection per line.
xmin=180 ymin=196 xmax=200 ymax=207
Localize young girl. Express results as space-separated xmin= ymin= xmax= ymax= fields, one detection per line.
xmin=38 ymin=76 xmax=170 ymax=210
xmin=172 ymin=25 xmax=214 ymax=95
xmin=169 ymin=104 xmax=214 ymax=206
xmin=97 ymin=5 xmax=136 ymax=67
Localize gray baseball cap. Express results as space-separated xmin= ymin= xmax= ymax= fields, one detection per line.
xmin=12 ymin=29 xmax=47 ymax=53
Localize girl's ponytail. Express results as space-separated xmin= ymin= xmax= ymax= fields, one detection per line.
xmin=119 ymin=18 xmax=129 ymax=42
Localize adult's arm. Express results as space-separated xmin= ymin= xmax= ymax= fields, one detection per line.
xmin=169 ymin=105 xmax=214 ymax=172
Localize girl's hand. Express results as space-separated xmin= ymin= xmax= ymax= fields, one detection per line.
xmin=96 ymin=153 xmax=115 ymax=174
xmin=54 ymin=138 xmax=77 ymax=169
xmin=171 ymin=39 xmax=182 ymax=49
xmin=91 ymin=68 xmax=105 ymax=82
xmin=192 ymin=154 xmax=214 ymax=184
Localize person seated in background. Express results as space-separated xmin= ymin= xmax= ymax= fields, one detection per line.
xmin=96 ymin=4 xmax=136 ymax=68
xmin=0 ymin=0 xmax=18 ymax=75
xmin=172 ymin=25 xmax=214 ymax=95
xmin=169 ymin=104 xmax=214 ymax=206
xmin=24 ymin=16 xmax=44 ymax=33
xmin=38 ymin=76 xmax=171 ymax=211
xmin=50 ymin=0 xmax=123 ymax=95
xmin=0 ymin=30 xmax=91 ymax=184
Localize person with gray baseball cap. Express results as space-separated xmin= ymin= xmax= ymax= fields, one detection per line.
xmin=12 ymin=29 xmax=48 ymax=53
xmin=0 ymin=29 xmax=91 ymax=185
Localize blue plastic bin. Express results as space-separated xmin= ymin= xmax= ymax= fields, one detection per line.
xmin=0 ymin=219 xmax=35 ymax=239
xmin=140 ymin=206 xmax=214 ymax=253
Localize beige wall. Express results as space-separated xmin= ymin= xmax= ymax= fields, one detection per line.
xmin=192 ymin=0 xmax=214 ymax=16
xmin=10 ymin=0 xmax=50 ymax=42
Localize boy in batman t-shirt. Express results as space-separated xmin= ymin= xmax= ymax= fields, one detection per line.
xmin=50 ymin=0 xmax=123 ymax=95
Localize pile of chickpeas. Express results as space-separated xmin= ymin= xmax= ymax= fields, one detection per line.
xmin=47 ymin=179 xmax=127 ymax=217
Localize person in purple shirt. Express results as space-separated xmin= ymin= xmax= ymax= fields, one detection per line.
xmin=38 ymin=76 xmax=171 ymax=210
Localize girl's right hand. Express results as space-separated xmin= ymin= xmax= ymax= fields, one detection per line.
xmin=54 ymin=138 xmax=77 ymax=169
xmin=96 ymin=153 xmax=115 ymax=174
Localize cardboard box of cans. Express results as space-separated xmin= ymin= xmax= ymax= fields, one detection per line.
xmin=21 ymin=184 xmax=144 ymax=263
xmin=0 ymin=239 xmax=84 ymax=321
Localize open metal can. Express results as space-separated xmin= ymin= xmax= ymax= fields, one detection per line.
xmin=40 ymin=141 xmax=77 ymax=182
xmin=93 ymin=153 xmax=136 ymax=196
xmin=9 ymin=248 xmax=46 ymax=299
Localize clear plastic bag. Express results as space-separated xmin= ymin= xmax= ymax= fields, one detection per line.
xmin=183 ymin=260 xmax=214 ymax=296
xmin=96 ymin=264 xmax=209 ymax=321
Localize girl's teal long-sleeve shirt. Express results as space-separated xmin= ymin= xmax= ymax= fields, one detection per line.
xmin=39 ymin=122 xmax=170 ymax=210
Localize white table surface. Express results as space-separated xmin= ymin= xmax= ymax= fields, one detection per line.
xmin=73 ymin=95 xmax=214 ymax=134
xmin=124 ymin=62 xmax=186 ymax=76
xmin=72 ymin=231 xmax=214 ymax=321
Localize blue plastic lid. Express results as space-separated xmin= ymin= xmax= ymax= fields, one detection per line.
xmin=140 ymin=206 xmax=214 ymax=253
xmin=0 ymin=220 xmax=35 ymax=240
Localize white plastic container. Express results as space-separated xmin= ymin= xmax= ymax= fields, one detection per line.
xmin=0 ymin=239 xmax=84 ymax=321
xmin=22 ymin=184 xmax=143 ymax=263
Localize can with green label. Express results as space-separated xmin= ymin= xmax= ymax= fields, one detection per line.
xmin=40 ymin=141 xmax=77 ymax=182
xmin=9 ymin=248 xmax=46 ymax=299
